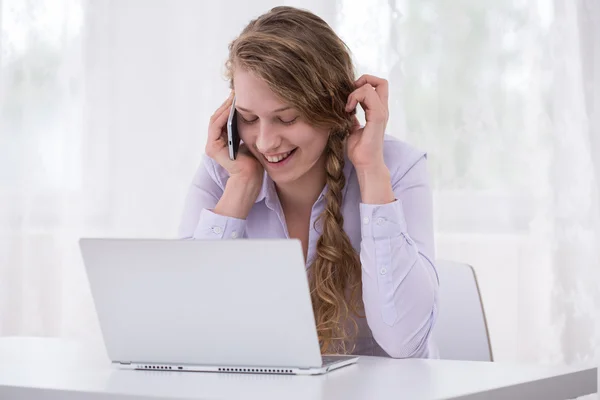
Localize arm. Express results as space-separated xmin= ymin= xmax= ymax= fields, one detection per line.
xmin=178 ymin=156 xmax=261 ymax=240
xmin=357 ymin=155 xmax=439 ymax=358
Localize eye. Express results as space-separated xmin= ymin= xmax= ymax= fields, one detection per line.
xmin=279 ymin=116 xmax=298 ymax=126
xmin=239 ymin=114 xmax=258 ymax=124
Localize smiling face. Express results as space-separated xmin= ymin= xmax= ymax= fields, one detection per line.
xmin=233 ymin=68 xmax=330 ymax=185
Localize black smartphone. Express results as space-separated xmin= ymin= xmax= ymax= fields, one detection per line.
xmin=227 ymin=96 xmax=240 ymax=160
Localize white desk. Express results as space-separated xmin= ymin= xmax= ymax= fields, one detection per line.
xmin=0 ymin=337 xmax=596 ymax=400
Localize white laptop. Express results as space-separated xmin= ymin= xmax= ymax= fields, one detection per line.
xmin=79 ymin=238 xmax=358 ymax=375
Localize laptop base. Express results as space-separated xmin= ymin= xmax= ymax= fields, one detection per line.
xmin=117 ymin=355 xmax=358 ymax=376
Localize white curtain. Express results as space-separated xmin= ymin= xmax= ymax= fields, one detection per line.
xmin=337 ymin=0 xmax=600 ymax=366
xmin=1 ymin=0 xmax=599 ymax=369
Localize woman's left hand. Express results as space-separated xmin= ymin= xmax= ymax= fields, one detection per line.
xmin=345 ymin=74 xmax=389 ymax=171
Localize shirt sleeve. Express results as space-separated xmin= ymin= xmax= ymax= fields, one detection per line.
xmin=178 ymin=155 xmax=248 ymax=240
xmin=359 ymin=154 xmax=439 ymax=358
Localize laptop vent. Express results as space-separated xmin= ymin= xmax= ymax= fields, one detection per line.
xmin=138 ymin=365 xmax=293 ymax=374
xmin=218 ymin=367 xmax=293 ymax=375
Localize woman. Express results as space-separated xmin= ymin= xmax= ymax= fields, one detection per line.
xmin=179 ymin=6 xmax=439 ymax=359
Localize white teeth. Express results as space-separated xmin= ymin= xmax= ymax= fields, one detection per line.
xmin=265 ymin=150 xmax=292 ymax=163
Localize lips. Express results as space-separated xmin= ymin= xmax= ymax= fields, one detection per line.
xmin=263 ymin=148 xmax=296 ymax=163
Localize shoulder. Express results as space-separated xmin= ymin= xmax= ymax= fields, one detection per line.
xmin=381 ymin=134 xmax=428 ymax=182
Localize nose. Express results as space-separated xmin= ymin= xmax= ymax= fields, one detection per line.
xmin=255 ymin=123 xmax=282 ymax=154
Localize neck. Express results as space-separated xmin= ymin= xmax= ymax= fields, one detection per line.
xmin=276 ymin=153 xmax=328 ymax=212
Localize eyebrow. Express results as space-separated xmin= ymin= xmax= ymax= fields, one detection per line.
xmin=236 ymin=105 xmax=292 ymax=113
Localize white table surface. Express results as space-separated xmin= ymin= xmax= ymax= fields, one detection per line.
xmin=0 ymin=337 xmax=596 ymax=400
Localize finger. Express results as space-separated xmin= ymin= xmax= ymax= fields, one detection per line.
xmin=354 ymin=74 xmax=388 ymax=105
xmin=208 ymin=103 xmax=233 ymax=141
xmin=219 ymin=91 xmax=234 ymax=108
xmin=216 ymin=93 xmax=234 ymax=116
xmin=354 ymin=74 xmax=387 ymax=87
xmin=345 ymin=85 xmax=386 ymax=123
xmin=205 ymin=127 xmax=233 ymax=168
xmin=210 ymin=93 xmax=234 ymax=124
xmin=346 ymin=84 xmax=381 ymax=112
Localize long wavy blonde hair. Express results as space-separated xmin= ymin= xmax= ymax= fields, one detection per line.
xmin=225 ymin=6 xmax=363 ymax=354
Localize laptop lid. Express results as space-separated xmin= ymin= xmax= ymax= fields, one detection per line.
xmin=79 ymin=238 xmax=323 ymax=369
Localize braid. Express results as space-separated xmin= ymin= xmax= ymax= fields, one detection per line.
xmin=309 ymin=130 xmax=363 ymax=354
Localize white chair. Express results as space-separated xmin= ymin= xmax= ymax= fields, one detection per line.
xmin=431 ymin=260 xmax=493 ymax=361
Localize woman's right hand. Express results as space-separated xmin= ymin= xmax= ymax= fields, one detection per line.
xmin=205 ymin=93 xmax=264 ymax=184
xmin=205 ymin=93 xmax=264 ymax=220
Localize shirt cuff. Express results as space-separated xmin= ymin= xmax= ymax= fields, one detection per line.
xmin=193 ymin=209 xmax=247 ymax=239
xmin=359 ymin=200 xmax=407 ymax=239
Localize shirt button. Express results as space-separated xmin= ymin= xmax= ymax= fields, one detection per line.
xmin=380 ymin=267 xmax=387 ymax=275
xmin=363 ymin=217 xmax=370 ymax=225
xmin=212 ymin=226 xmax=223 ymax=235
xmin=231 ymin=231 xmax=238 ymax=239
xmin=376 ymin=217 xmax=385 ymax=226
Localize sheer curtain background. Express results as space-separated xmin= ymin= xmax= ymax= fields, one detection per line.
xmin=1 ymin=0 xmax=599 ymax=368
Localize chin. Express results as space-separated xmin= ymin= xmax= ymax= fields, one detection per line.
xmin=268 ymin=170 xmax=302 ymax=185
